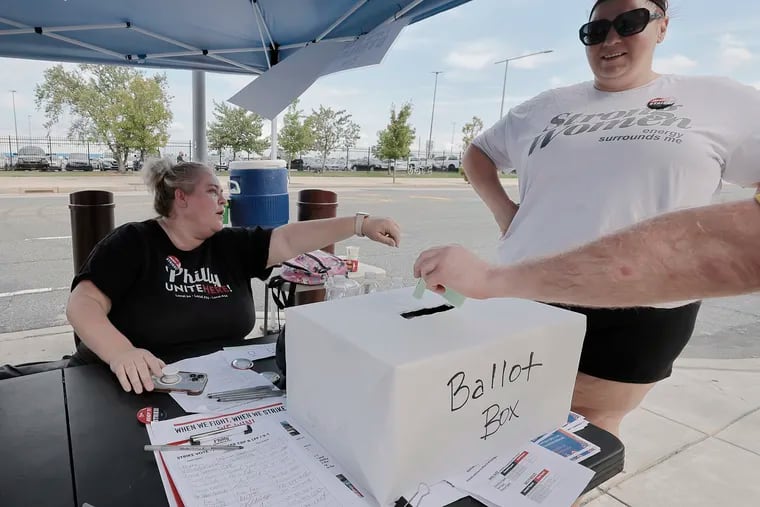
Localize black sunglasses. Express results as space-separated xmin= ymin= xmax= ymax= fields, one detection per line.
xmin=579 ymin=8 xmax=664 ymax=46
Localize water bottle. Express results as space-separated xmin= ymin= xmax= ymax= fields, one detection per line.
xmin=363 ymin=272 xmax=380 ymax=295
xmin=389 ymin=276 xmax=404 ymax=290
xmin=325 ymin=275 xmax=361 ymax=301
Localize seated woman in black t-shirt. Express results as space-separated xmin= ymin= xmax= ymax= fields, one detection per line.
xmin=66 ymin=159 xmax=401 ymax=394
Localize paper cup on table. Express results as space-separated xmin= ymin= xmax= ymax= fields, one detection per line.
xmin=345 ymin=246 xmax=360 ymax=272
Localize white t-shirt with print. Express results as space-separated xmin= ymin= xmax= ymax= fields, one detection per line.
xmin=472 ymin=74 xmax=760 ymax=307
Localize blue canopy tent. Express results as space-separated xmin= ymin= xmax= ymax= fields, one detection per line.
xmin=0 ymin=0 xmax=471 ymax=161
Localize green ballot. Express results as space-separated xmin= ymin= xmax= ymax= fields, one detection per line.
xmin=413 ymin=278 xmax=427 ymax=299
xmin=442 ymin=287 xmax=466 ymax=308
xmin=413 ymin=278 xmax=466 ymax=307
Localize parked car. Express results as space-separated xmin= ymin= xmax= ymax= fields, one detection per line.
xmin=349 ymin=157 xmax=384 ymax=171
xmin=97 ymin=157 xmax=119 ymax=171
xmin=65 ymin=153 xmax=94 ymax=171
xmin=214 ymin=158 xmax=230 ymax=171
xmin=50 ymin=155 xmax=66 ymax=170
xmin=430 ymin=155 xmax=447 ymax=171
xmin=324 ymin=158 xmax=348 ymax=171
xmin=302 ymin=157 xmax=324 ymax=171
xmin=408 ymin=157 xmax=424 ymax=172
xmin=289 ymin=158 xmax=304 ymax=171
xmin=385 ymin=159 xmax=408 ymax=172
xmin=441 ymin=155 xmax=461 ymax=171
xmin=16 ymin=145 xmax=50 ymax=170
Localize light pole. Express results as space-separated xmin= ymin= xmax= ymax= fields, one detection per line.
xmin=426 ymin=71 xmax=443 ymax=167
xmin=10 ymin=90 xmax=19 ymax=162
xmin=450 ymin=121 xmax=456 ymax=156
xmin=27 ymin=115 xmax=32 ymax=138
xmin=495 ymin=49 xmax=553 ymax=119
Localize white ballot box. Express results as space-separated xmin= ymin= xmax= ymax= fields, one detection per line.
xmin=285 ymin=288 xmax=586 ymax=505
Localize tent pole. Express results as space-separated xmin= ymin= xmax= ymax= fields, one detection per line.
xmin=192 ymin=70 xmax=207 ymax=164
xmin=270 ymin=116 xmax=278 ymax=160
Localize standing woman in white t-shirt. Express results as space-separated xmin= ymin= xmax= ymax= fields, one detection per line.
xmin=441 ymin=0 xmax=760 ymax=438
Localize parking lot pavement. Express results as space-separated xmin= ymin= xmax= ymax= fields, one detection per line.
xmin=0 ymin=172 xmax=516 ymax=196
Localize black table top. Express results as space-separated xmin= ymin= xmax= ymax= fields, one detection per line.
xmin=1 ymin=335 xmax=624 ymax=507
xmin=0 ymin=369 xmax=75 ymax=507
xmin=65 ymin=367 xmax=623 ymax=507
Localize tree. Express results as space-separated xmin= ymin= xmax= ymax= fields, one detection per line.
xmin=461 ymin=116 xmax=484 ymax=150
xmin=279 ymin=99 xmax=314 ymax=169
xmin=305 ymin=105 xmax=354 ymax=171
xmin=207 ymin=101 xmax=269 ymax=161
xmin=35 ymin=64 xmax=172 ymax=171
xmin=339 ymin=120 xmax=361 ymax=171
xmin=376 ymin=102 xmax=415 ymax=183
xmin=460 ymin=116 xmax=484 ymax=183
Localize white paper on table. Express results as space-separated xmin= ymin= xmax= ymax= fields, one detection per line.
xmin=146 ymin=405 xmax=375 ymax=506
xmin=221 ymin=342 xmax=276 ymax=363
xmin=400 ymin=480 xmax=469 ymax=507
xmin=150 ymin=412 xmax=371 ymax=507
xmin=534 ymin=428 xmax=600 ymax=462
xmin=270 ymin=416 xmax=375 ymax=505
xmin=450 ymin=443 xmax=594 ymax=507
xmin=146 ymin=402 xmax=287 ymax=506
xmin=145 ymin=424 xmax=180 ymax=507
xmin=167 ymin=351 xmax=283 ymax=413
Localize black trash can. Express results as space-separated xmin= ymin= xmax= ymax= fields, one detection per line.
xmin=68 ymin=190 xmax=115 ymax=346
xmin=69 ymin=190 xmax=115 ymax=273
xmin=297 ymin=189 xmax=338 ymax=253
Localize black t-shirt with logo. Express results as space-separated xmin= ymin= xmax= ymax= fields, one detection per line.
xmin=69 ymin=219 xmax=273 ymax=364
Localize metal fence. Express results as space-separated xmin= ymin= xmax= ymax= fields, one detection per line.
xmin=282 ymin=147 xmax=465 ymax=174
xmin=0 ymin=135 xmax=464 ymax=174
xmin=0 ymin=135 xmax=193 ymax=170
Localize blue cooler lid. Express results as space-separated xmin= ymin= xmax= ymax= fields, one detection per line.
xmin=229 ymin=160 xmax=287 ymax=170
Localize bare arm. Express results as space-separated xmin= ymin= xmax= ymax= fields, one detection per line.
xmin=499 ymin=197 xmax=760 ymax=306
xmin=463 ymin=144 xmax=519 ymax=234
xmin=267 ymin=216 xmax=400 ymax=267
xmin=67 ymin=281 xmax=133 ymax=362
xmin=66 ymin=281 xmax=165 ymax=392
xmin=415 ymin=196 xmax=760 ymax=307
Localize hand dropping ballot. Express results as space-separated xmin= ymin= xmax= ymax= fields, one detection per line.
xmin=285 ymin=285 xmax=586 ymax=504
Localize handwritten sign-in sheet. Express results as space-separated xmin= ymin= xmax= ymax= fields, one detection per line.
xmin=161 ymin=417 xmax=359 ymax=507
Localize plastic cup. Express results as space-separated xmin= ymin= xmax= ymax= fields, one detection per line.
xmin=345 ymin=246 xmax=360 ymax=272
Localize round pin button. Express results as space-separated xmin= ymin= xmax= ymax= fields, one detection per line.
xmin=137 ymin=406 xmax=166 ymax=424
xmin=261 ymin=371 xmax=281 ymax=384
xmin=647 ymin=97 xmax=675 ymax=110
xmin=231 ymin=358 xmax=255 ymax=370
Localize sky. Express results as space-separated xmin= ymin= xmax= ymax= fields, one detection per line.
xmin=1 ymin=0 xmax=759 ymax=155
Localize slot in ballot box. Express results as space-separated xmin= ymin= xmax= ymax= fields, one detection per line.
xmin=286 ymin=288 xmax=586 ymax=504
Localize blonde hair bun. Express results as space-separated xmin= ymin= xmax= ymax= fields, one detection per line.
xmin=142 ymin=157 xmax=175 ymax=193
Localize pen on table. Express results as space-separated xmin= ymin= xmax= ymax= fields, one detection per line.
xmin=214 ymin=392 xmax=287 ymax=402
xmin=191 ymin=424 xmax=252 ymax=444
xmin=144 ymin=444 xmax=243 ymax=452
xmin=188 ymin=423 xmax=251 ymax=441
xmin=206 ymin=386 xmax=281 ymax=397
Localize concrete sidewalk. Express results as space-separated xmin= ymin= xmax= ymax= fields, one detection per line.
xmin=2 ymin=324 xmax=758 ymax=506
xmin=0 ymin=172 xmax=485 ymax=195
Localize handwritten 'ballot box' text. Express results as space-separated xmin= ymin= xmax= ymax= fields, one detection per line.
xmin=448 ymin=351 xmax=544 ymax=440
xmin=285 ymin=289 xmax=585 ymax=505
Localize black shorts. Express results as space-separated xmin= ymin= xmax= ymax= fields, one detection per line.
xmin=555 ymin=302 xmax=702 ymax=384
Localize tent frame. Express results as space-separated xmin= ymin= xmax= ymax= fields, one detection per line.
xmin=0 ymin=0 xmax=431 ymax=162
